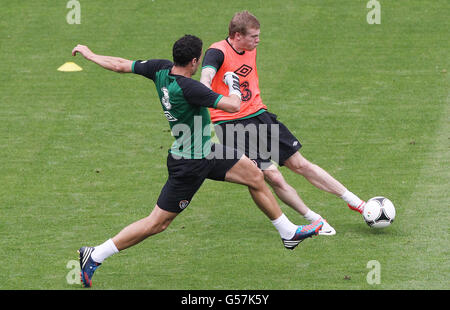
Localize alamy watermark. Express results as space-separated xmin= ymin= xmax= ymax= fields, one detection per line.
xmin=366 ymin=260 xmax=381 ymax=284
xmin=66 ymin=0 xmax=81 ymax=24
xmin=169 ymin=116 xmax=281 ymax=169
xmin=367 ymin=0 xmax=381 ymax=24
xmin=66 ymin=259 xmax=81 ymax=285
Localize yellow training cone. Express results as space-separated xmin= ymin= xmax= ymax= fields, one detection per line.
xmin=58 ymin=62 xmax=83 ymax=72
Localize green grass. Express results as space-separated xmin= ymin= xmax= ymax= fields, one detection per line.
xmin=0 ymin=0 xmax=448 ymax=290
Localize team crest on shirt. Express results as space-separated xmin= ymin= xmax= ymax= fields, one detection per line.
xmin=161 ymin=87 xmax=172 ymax=110
xmin=179 ymin=200 xmax=190 ymax=210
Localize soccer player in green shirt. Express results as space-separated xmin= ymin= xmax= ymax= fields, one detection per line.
xmin=72 ymin=35 xmax=323 ymax=288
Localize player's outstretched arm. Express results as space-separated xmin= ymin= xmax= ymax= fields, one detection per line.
xmin=72 ymin=44 xmax=133 ymax=73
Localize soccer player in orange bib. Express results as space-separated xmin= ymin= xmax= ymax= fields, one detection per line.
xmin=201 ymin=11 xmax=367 ymax=235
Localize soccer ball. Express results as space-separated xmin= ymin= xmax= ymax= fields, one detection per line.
xmin=363 ymin=197 xmax=396 ymax=228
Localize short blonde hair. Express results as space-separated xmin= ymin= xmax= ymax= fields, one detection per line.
xmin=228 ymin=11 xmax=260 ymax=39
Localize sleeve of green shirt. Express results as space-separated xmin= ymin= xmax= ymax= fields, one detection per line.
xmin=132 ymin=59 xmax=173 ymax=81
xmin=178 ymin=77 xmax=223 ymax=108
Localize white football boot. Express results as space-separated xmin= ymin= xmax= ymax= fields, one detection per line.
xmin=318 ymin=219 xmax=336 ymax=236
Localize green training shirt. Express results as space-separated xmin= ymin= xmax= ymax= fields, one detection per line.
xmin=132 ymin=59 xmax=223 ymax=159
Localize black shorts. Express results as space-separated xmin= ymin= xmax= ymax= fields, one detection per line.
xmin=157 ymin=143 xmax=242 ymax=213
xmin=214 ymin=111 xmax=302 ymax=170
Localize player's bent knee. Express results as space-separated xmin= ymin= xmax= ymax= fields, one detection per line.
xmin=249 ymin=168 xmax=266 ymax=189
xmin=144 ymin=205 xmax=177 ymax=235
xmin=241 ymin=160 xmax=265 ymax=188
xmin=288 ymin=155 xmax=314 ymax=174
xmin=225 ymin=156 xmax=265 ymax=189
xmin=143 ymin=218 xmax=171 ymax=236
xmin=263 ymin=169 xmax=285 ymax=188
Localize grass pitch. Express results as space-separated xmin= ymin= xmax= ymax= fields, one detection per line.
xmin=0 ymin=0 xmax=448 ymax=290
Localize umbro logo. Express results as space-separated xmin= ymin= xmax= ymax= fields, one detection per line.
xmin=234 ymin=64 xmax=253 ymax=77
xmin=164 ymin=111 xmax=178 ymax=122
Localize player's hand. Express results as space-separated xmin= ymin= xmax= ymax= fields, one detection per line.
xmin=223 ymin=72 xmax=241 ymax=99
xmin=72 ymin=44 xmax=94 ymax=60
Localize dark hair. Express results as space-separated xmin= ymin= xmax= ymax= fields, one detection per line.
xmin=172 ymin=34 xmax=203 ymax=66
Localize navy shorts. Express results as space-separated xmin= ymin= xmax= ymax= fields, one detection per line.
xmin=214 ymin=111 xmax=302 ymax=170
xmin=157 ymin=143 xmax=242 ymax=213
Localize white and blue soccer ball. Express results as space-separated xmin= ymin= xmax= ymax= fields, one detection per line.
xmin=363 ymin=196 xmax=396 ymax=228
